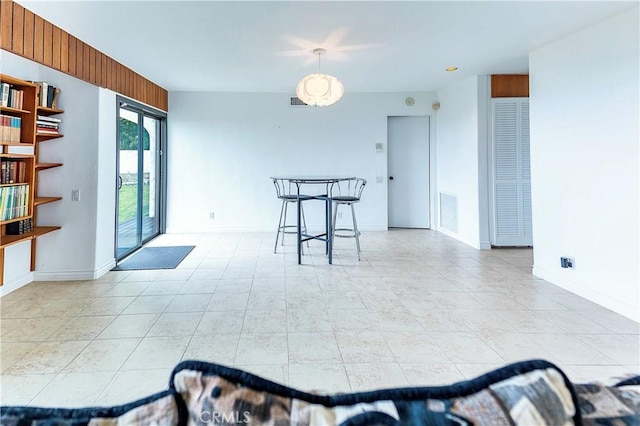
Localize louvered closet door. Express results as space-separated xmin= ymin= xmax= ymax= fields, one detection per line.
xmin=491 ymin=98 xmax=532 ymax=246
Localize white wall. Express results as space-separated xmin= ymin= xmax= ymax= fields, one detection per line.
xmin=35 ymin=66 xmax=101 ymax=280
xmin=436 ymin=76 xmax=490 ymax=249
xmin=167 ymin=92 xmax=436 ymax=233
xmin=94 ymin=88 xmax=118 ymax=275
xmin=1 ymin=50 xmax=116 ymax=289
xmin=529 ymin=8 xmax=639 ymax=321
xmin=476 ymin=76 xmax=491 ymax=247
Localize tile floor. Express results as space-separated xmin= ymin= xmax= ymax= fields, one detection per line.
xmin=1 ymin=229 xmax=638 ymax=407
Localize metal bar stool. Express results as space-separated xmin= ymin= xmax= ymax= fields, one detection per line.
xmin=331 ymin=178 xmax=367 ymax=260
xmin=272 ymin=178 xmax=309 ymax=254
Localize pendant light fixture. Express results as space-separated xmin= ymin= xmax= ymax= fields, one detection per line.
xmin=296 ymin=48 xmax=344 ymax=107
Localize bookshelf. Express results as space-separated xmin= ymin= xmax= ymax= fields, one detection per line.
xmin=0 ymin=73 xmax=63 ymax=285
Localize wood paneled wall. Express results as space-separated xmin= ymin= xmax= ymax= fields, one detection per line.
xmin=0 ymin=1 xmax=168 ymax=111
xmin=491 ymin=75 xmax=529 ymax=98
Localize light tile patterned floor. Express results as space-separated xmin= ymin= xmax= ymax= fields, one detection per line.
xmin=1 ymin=230 xmax=638 ymax=407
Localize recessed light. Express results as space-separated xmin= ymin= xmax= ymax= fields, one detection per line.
xmin=445 ymin=67 xmax=458 ymax=72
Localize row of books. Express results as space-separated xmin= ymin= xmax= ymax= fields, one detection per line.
xmin=36 ymin=114 xmax=61 ymax=135
xmin=0 ymin=114 xmax=22 ymax=143
xmin=1 ymin=159 xmax=28 ymax=184
xmin=0 ymin=184 xmax=30 ymax=221
xmin=0 ymin=83 xmax=25 ymax=110
xmin=6 ymin=217 xmax=34 ymax=235
xmin=34 ymin=81 xmax=61 ymax=109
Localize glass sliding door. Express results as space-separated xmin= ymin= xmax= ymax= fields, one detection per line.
xmin=116 ymin=98 xmax=165 ymax=261
xmin=141 ymin=115 xmax=160 ymax=243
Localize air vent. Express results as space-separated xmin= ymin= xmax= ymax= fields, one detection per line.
xmin=439 ymin=192 xmax=458 ymax=233
xmin=290 ymin=96 xmax=308 ymax=107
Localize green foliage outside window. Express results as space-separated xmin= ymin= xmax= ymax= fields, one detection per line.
xmin=119 ymin=118 xmax=151 ymax=150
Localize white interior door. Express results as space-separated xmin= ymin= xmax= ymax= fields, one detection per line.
xmin=387 ymin=116 xmax=430 ymax=228
xmin=491 ymin=98 xmax=533 ymax=246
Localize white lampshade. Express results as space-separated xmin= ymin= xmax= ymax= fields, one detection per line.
xmin=296 ymin=73 xmax=344 ymax=107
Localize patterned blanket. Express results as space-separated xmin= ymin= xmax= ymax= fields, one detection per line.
xmin=1 ymin=359 xmax=638 ymax=425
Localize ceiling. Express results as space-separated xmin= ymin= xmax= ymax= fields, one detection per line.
xmin=16 ymin=1 xmax=638 ymax=93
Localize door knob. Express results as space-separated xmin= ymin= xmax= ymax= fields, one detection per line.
xmin=389 ymin=176 xmax=394 ymax=181
xmin=118 ymin=175 xmax=123 ymax=190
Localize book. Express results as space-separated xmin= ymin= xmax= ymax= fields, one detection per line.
xmin=12 ymin=116 xmax=21 ymax=142
xmin=37 ymin=115 xmax=62 ymax=123
xmin=36 ymin=127 xmax=59 ymax=135
xmin=16 ymin=185 xmax=23 ymax=217
xmin=51 ymin=88 xmax=61 ymax=109
xmin=0 ymin=83 xmax=9 ymax=107
xmin=0 ymin=184 xmax=29 ymax=221
xmin=36 ymin=122 xmax=59 ymax=129
xmin=40 ymin=81 xmax=48 ymax=107
xmin=47 ymin=85 xmax=54 ymax=108
xmin=2 ymin=115 xmax=5 ymax=141
xmin=0 ymin=115 xmax=7 ymax=142
xmin=3 ymin=186 xmax=9 ymax=220
xmin=6 ymin=218 xmax=33 ymax=235
xmin=9 ymin=115 xmax=13 ymax=141
xmin=6 ymin=88 xmax=23 ymax=109
xmin=0 ymin=187 xmax=5 ymax=220
xmin=32 ymin=81 xmax=48 ymax=107
xmin=16 ymin=160 xmax=26 ymax=183
xmin=20 ymin=184 xmax=29 ymax=217
xmin=8 ymin=161 xmax=16 ymax=183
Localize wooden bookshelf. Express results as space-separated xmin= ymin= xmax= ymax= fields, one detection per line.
xmin=34 ymin=196 xmax=62 ymax=206
xmin=36 ymin=133 xmax=64 ymax=141
xmin=37 ymin=106 xmax=64 ymax=115
xmin=1 ymin=73 xmax=63 ymax=285
xmin=0 ymin=226 xmax=61 ymax=249
xmin=0 ymin=106 xmax=31 ymax=114
xmin=0 ymin=74 xmax=37 ymax=146
xmin=1 ymin=153 xmax=33 ymax=159
xmin=0 ymin=141 xmax=33 ymax=146
xmin=0 ymin=214 xmax=31 ymax=226
xmin=35 ymin=162 xmax=63 ymax=171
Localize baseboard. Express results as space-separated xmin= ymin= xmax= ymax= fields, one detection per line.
xmin=478 ymin=240 xmax=492 ymax=250
xmin=166 ymin=225 xmax=276 ymax=233
xmin=533 ymin=265 xmax=639 ymax=323
xmin=33 ymin=269 xmax=98 ymax=281
xmin=0 ymin=271 xmax=34 ymax=297
xmin=359 ymin=225 xmax=388 ymax=232
xmin=166 ymin=225 xmax=388 ymax=233
xmin=2 ymin=260 xmax=116 ymax=288
xmin=437 ymin=227 xmax=485 ymax=250
xmin=94 ymin=258 xmax=117 ymax=279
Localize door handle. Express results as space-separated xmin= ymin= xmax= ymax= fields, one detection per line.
xmin=118 ymin=175 xmax=123 ymax=190
xmin=389 ymin=176 xmax=394 ymax=181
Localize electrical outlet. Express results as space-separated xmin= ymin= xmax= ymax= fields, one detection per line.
xmin=560 ymin=257 xmax=574 ymax=268
xmin=376 ymin=176 xmax=383 ymax=183
xmin=337 ymin=212 xmax=342 ymax=219
xmin=209 ymin=212 xmax=215 ymax=220
xmin=375 ymin=142 xmax=384 ymax=153
xmin=71 ymin=189 xmax=80 ymax=201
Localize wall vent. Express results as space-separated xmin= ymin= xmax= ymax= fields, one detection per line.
xmin=290 ymin=96 xmax=308 ymax=107
xmin=439 ymin=192 xmax=458 ymax=234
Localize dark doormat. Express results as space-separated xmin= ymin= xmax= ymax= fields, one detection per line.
xmin=112 ymin=246 xmax=195 ymax=271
